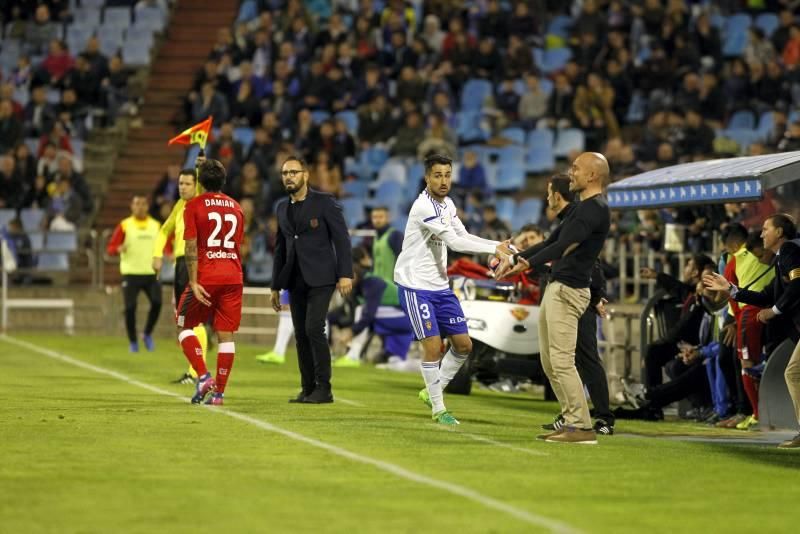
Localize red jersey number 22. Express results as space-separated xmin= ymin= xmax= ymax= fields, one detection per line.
xmin=207 ymin=212 xmax=237 ymax=249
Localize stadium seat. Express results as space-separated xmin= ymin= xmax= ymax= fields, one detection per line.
xmin=233 ymin=127 xmax=255 ymax=152
xmin=494 ymin=197 xmax=515 ymax=225
xmin=70 ymin=138 xmax=84 ymax=165
xmin=122 ymin=39 xmax=150 ymax=67
xmin=20 ymin=208 xmax=45 ymax=231
xmin=98 ymin=25 xmax=125 ymax=57
xmin=500 ymin=127 xmax=526 ymax=145
xmin=625 ymin=91 xmax=647 ymax=123
xmin=311 ymin=110 xmax=331 ymax=124
xmin=335 ymin=110 xmax=359 ymax=134
xmin=532 ymin=48 xmax=544 ymax=68
xmin=728 ymin=110 xmax=755 ymax=129
xmin=710 ymin=13 xmax=726 ymax=30
xmin=45 ymin=231 xmax=78 ymax=252
xmin=540 ymin=48 xmax=572 ymax=74
xmin=73 ymin=8 xmax=102 ymax=28
xmin=237 ymin=0 xmax=259 ymax=23
xmin=554 ymin=128 xmax=585 ymax=158
xmin=344 ymin=157 xmax=365 ymax=180
xmin=722 ymin=31 xmax=748 ymax=57
xmin=516 ymin=198 xmax=544 ymax=227
xmin=547 ymin=15 xmax=573 ymax=39
xmin=340 ymin=197 xmax=366 ymax=228
xmin=28 ymin=232 xmax=45 ymax=252
xmin=497 ymin=146 xmax=526 ymax=166
xmin=393 ymin=213 xmax=408 ymax=232
xmin=755 ymin=13 xmax=779 ymax=37
xmin=539 ymin=77 xmax=554 ymax=96
xmin=455 ymin=110 xmax=488 ymax=143
xmin=125 ymin=26 xmax=155 ymax=51
xmin=66 ymin=25 xmax=93 ymax=55
xmin=12 ymin=86 xmax=30 ymax=107
xmin=460 ymin=79 xmax=493 ymax=112
xmin=757 ymin=110 xmax=774 ymax=135
xmin=342 ymin=180 xmax=369 ymax=198
xmin=360 ymin=146 xmax=390 ymax=176
xmin=134 ymin=6 xmax=166 ymax=32
xmin=0 ymin=209 xmax=15 ymax=229
xmin=81 ymin=0 xmax=106 ymax=9
xmin=526 ymin=128 xmax=555 ymax=149
xmin=494 ymin=162 xmax=526 ymax=192
xmin=525 ymin=145 xmax=555 ymax=173
xmin=372 ymin=180 xmax=405 ymax=208
xmin=36 ymin=252 xmax=69 ymax=271
xmin=719 ymin=128 xmax=761 ymax=152
xmin=377 ymin=161 xmax=407 ymax=185
xmin=726 ymin=13 xmax=752 ymax=34
xmin=104 ymin=7 xmax=133 ymax=30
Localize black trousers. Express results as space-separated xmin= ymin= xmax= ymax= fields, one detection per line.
xmin=576 ymin=308 xmax=614 ymax=424
xmin=173 ymin=257 xmax=189 ymax=304
xmin=122 ymin=274 xmax=162 ymax=343
xmin=289 ymin=275 xmax=336 ymax=394
xmin=643 ymin=339 xmax=679 ymax=389
xmin=646 ymin=359 xmax=711 ymax=410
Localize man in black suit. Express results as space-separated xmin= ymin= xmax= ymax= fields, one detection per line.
xmin=271 ymin=156 xmax=353 ymax=404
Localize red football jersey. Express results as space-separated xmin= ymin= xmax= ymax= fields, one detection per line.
xmin=183 ymin=192 xmax=244 ymax=286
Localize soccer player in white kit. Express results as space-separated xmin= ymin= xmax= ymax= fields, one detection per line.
xmin=394 ymin=154 xmax=512 ymax=425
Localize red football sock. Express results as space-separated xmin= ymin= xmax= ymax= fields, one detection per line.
xmin=179 ymin=330 xmax=208 ymax=377
xmin=215 ymin=342 xmax=235 ymax=394
xmin=742 ymin=372 xmax=759 ymax=419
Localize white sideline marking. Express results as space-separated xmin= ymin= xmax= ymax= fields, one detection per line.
xmin=336 ymin=397 xmax=365 ymax=407
xmin=460 ymin=432 xmax=549 ymax=457
xmin=3 ymin=335 xmax=581 ymax=534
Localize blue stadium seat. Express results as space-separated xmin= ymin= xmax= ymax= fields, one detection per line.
xmin=377 ymin=161 xmax=407 ymax=185
xmin=37 ymin=252 xmax=69 ymax=271
xmin=755 ymin=13 xmax=779 ymax=37
xmin=625 ymin=91 xmax=647 ymax=123
xmin=500 ymin=127 xmax=525 ymax=145
xmin=554 ymin=128 xmax=585 ymax=158
xmin=0 ymin=209 xmax=15 ymax=229
xmin=539 ymin=77 xmax=554 ymax=96
xmin=373 ymin=180 xmax=405 ymax=208
xmin=73 ymin=8 xmax=101 ymax=28
xmin=757 ymin=111 xmax=774 ymax=135
xmin=515 ymin=198 xmax=544 ymax=227
xmin=460 ymin=79 xmax=493 ymax=112
xmin=726 ymin=13 xmax=752 ymax=35
xmin=547 ymin=15 xmax=573 ymax=38
xmin=540 ymin=48 xmax=572 ymax=74
xmin=104 ymin=7 xmax=133 ymax=30
xmin=237 ymin=0 xmax=259 ymax=22
xmin=66 ymin=25 xmax=93 ymax=54
xmin=455 ymin=110 xmax=488 ymax=143
xmin=497 ymin=146 xmax=526 ymax=166
xmin=247 ymin=257 xmax=273 ymax=284
xmin=71 ymin=138 xmax=84 ymax=164
xmin=495 ymin=197 xmax=516 ymax=225
xmin=20 ymin=208 xmax=45 ymax=231
xmin=122 ymin=39 xmax=150 ymax=66
xmin=233 ymin=127 xmax=255 ymax=152
xmin=47 ymin=232 xmax=78 ymax=252
xmin=342 ymin=180 xmax=369 ymax=198
xmin=98 ymin=25 xmax=125 ymax=57
xmin=526 ymin=128 xmax=554 ymax=149
xmin=710 ymin=13 xmax=726 ymax=30
xmin=360 ymin=146 xmax=389 ymax=176
xmin=525 ymin=145 xmax=555 ymax=173
xmin=532 ymin=48 xmax=544 ymax=68
xmin=722 ymin=31 xmax=748 ymax=57
xmin=719 ymin=128 xmax=761 ymax=152
xmin=335 ymin=110 xmax=358 ymax=134
xmin=340 ymin=197 xmax=365 ymax=228
xmin=728 ymin=110 xmax=755 ymax=129
xmin=126 ymin=26 xmax=155 ymax=50
xmin=134 ymin=6 xmax=166 ymax=32
xmin=393 ymin=213 xmax=408 ymax=233
xmin=13 ymin=86 xmax=30 ymax=107
xmin=494 ymin=162 xmax=526 ymax=192
xmin=28 ymin=232 xmax=45 ymax=252
xmin=311 ymin=110 xmax=331 ymax=124
xmin=343 ymin=157 xmax=365 ymax=180
xmin=82 ymin=0 xmax=106 ymax=9
xmin=407 ymin=161 xmax=425 ymax=184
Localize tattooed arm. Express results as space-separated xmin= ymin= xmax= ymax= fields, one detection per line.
xmin=185 ymin=239 xmax=210 ymax=306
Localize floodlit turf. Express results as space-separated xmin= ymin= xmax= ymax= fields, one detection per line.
xmin=1 ymin=334 xmax=798 ymax=534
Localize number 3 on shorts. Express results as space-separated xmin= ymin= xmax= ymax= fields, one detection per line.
xmin=419 ymin=303 xmax=430 ymax=319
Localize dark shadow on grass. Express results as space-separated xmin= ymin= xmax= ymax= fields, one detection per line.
xmin=704 ymin=443 xmax=800 ymax=470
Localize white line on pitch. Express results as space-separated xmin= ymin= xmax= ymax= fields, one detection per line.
xmin=2 ymin=335 xmax=581 ymax=534
xmin=460 ymin=432 xmax=549 ymax=457
xmin=336 ymin=397 xmax=365 ymax=407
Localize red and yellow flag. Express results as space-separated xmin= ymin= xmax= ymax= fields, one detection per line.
xmin=167 ymin=117 xmax=213 ymax=149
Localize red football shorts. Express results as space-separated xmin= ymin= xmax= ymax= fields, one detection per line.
xmin=176 ymin=284 xmax=243 ymax=332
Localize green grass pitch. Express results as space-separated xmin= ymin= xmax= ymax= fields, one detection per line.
xmin=1 ymin=333 xmax=798 ymax=533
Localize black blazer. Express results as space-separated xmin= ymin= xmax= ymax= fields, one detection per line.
xmin=272 ymin=189 xmax=353 ymax=289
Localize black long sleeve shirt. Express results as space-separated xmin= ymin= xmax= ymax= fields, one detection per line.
xmin=517 ymin=194 xmax=610 ymax=289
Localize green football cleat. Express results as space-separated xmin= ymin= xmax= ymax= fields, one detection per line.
xmin=418 ymin=388 xmax=431 ymax=408
xmin=433 ymin=411 xmax=460 ymax=426
xmin=255 ymin=351 xmax=285 ymax=364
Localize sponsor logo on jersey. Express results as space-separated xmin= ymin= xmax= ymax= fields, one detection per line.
xmin=448 ymin=317 xmax=466 ymax=324
xmin=206 ymin=251 xmax=239 ymax=260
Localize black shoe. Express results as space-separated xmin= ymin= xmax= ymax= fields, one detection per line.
xmin=302 ymin=388 xmax=334 ymax=404
xmin=541 ymin=414 xmax=565 ymax=431
xmin=593 ymin=419 xmax=615 ymax=435
xmin=289 ymin=391 xmax=312 ymax=403
xmin=172 ymin=372 xmax=194 ymax=385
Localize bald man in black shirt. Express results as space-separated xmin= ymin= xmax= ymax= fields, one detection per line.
xmin=497 ymin=152 xmax=611 ymax=444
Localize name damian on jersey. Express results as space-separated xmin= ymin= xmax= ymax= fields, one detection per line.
xmin=204 ymin=198 xmax=236 ymax=208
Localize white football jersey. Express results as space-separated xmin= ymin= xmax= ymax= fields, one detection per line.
xmin=394 ymin=190 xmax=498 ymax=291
